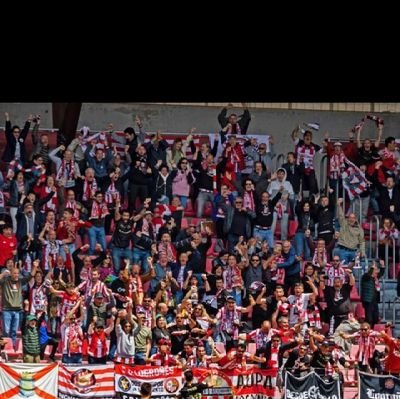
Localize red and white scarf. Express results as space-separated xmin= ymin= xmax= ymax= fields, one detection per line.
xmin=306 ymin=305 xmax=321 ymax=329
xmin=269 ymin=345 xmax=279 ymax=369
xmin=105 ymin=181 xmax=120 ymax=204
xmin=90 ymin=201 xmax=109 ymax=219
xmin=82 ymin=178 xmax=98 ymax=201
xmin=275 ymin=200 xmax=289 ymax=220
xmin=312 ymin=248 xmax=327 ymax=268
xmin=296 ymin=143 xmax=315 ymax=172
xmin=243 ymin=190 xmax=255 ymax=211
xmin=65 ymin=200 xmax=80 ymax=219
xmin=56 ymin=159 xmax=75 ymax=183
xmin=357 ymin=332 xmax=377 ymax=365
xmin=219 ymin=306 xmax=241 ymax=340
xmin=158 ymin=242 xmax=176 ymax=263
xmin=227 ymin=123 xmax=241 ymax=135
xmin=325 ymin=358 xmax=334 ymax=376
xmin=202 ymin=162 xmax=218 ymax=193
xmin=67 ymin=324 xmax=82 ymax=355
xmin=329 ymin=152 xmax=346 ymax=179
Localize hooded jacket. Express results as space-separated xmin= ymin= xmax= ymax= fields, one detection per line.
xmin=267 ymin=168 xmax=294 ymax=199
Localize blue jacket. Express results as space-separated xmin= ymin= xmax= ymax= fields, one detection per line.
xmin=277 ymin=246 xmax=301 ymax=276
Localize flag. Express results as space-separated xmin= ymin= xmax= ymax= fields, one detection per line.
xmin=303 ymin=122 xmax=320 ymax=131
xmin=285 ymin=371 xmax=341 ymax=399
xmin=359 ymin=371 xmax=400 ymax=398
xmin=341 ymin=159 xmax=368 ymax=200
xmin=0 ymin=363 xmax=58 ymax=399
xmin=58 ymin=364 xmax=115 ymax=399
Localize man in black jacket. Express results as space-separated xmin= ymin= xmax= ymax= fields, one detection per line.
xmin=377 ymin=173 xmax=400 ymax=228
xmin=2 ymin=112 xmax=32 ymax=163
xmin=218 ymin=103 xmax=251 ymax=135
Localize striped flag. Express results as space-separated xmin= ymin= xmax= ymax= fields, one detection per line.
xmin=58 ymin=364 xmax=115 ymax=399
xmin=341 ymin=159 xmax=368 ymax=200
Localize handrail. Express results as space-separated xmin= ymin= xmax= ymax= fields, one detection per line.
xmin=384 ymin=238 xmax=397 ymax=280
xmin=368 ymin=215 xmax=380 ymax=259
xmin=351 ymin=197 xmax=362 ymax=225
xmin=319 ymin=155 xmax=328 ymax=194
xmin=382 ymin=279 xmax=386 ymax=321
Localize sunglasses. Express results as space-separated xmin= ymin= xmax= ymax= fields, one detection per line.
xmin=361 ymin=328 xmax=368 ymax=331
xmin=235 ymin=202 xmax=243 ymax=204
xmin=252 ymin=259 xmax=260 ymax=262
xmin=259 ymin=147 xmax=266 ymax=150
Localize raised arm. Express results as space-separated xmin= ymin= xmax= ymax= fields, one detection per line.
xmin=375 ymin=121 xmax=383 ymax=148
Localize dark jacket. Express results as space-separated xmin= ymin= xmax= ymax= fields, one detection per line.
xmin=2 ymin=120 xmax=31 ymax=162
xmin=282 ymin=161 xmax=304 ymax=194
xmin=217 ymin=108 xmax=251 ymax=135
xmin=277 ymin=246 xmax=301 ymax=276
xmin=223 ymin=205 xmax=255 ymax=238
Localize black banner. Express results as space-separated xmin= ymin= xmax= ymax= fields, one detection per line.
xmin=284 ymin=371 xmax=341 ymax=399
xmin=359 ymin=371 xmax=400 ymax=398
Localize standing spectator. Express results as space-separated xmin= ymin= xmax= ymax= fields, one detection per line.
xmin=87 ymin=318 xmax=114 ymax=364
xmin=31 ymin=116 xmax=51 ymax=174
xmin=294 ymin=198 xmax=316 ymax=261
xmin=172 ymin=158 xmax=195 ymax=209
xmin=291 ymin=128 xmax=322 ymax=195
xmin=111 ymin=201 xmax=134 ymax=273
xmin=376 ymin=171 xmax=400 ymax=229
xmin=166 ymin=131 xmax=193 ymax=170
xmin=361 ymin=262 xmax=385 ymax=328
xmin=314 ymin=194 xmax=335 ymax=245
xmin=61 ymin=312 xmax=84 ymax=364
xmin=22 ymin=314 xmax=41 ymax=363
xmin=324 ymin=270 xmax=355 ymax=335
xmin=133 ymin=308 xmax=152 ymax=365
xmin=334 ymin=198 xmax=365 ymax=264
xmin=49 ymin=145 xmax=81 ymax=190
xmin=85 ymin=145 xmax=113 ymax=193
xmin=281 ymin=151 xmax=304 ymax=202
xmin=124 ymin=116 xmax=146 ymax=160
xmin=0 ymin=224 xmax=17 ymax=268
xmin=0 ymin=263 xmax=38 ymax=350
xmin=277 ymin=240 xmax=302 ymax=294
xmin=378 ymin=218 xmax=399 ymax=260
xmin=245 ymin=137 xmax=275 ymax=175
xmin=87 ymin=191 xmax=109 ymax=255
xmin=223 ymin=196 xmax=255 ymax=252
xmin=2 ymin=112 xmax=32 ymax=163
xmin=218 ymin=103 xmax=251 ymax=135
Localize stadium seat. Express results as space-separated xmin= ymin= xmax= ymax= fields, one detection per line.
xmin=350 ymin=285 xmax=360 ymax=301
xmin=354 ymin=303 xmax=365 ymax=319
xmin=206 ymin=257 xmax=213 ymax=273
xmin=181 ymin=217 xmax=189 ymax=229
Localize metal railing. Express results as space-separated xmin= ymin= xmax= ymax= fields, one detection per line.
xmin=393 ymin=298 xmax=400 ymax=326
xmin=319 ymin=155 xmax=328 ymax=194
xmin=384 ymin=238 xmax=397 ymax=279
xmin=368 ymin=215 xmax=380 ymax=260
xmin=351 ymin=196 xmax=363 ymax=225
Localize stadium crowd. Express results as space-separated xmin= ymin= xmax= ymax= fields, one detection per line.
xmin=0 ymin=106 xmax=399 ymax=387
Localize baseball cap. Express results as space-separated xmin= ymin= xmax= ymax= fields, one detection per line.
xmin=226 ymin=295 xmax=235 ymax=302
xmin=333 ymin=142 xmax=342 ymax=147
xmin=26 ymin=314 xmax=37 ymax=322
xmin=94 ymin=292 xmax=104 ymax=299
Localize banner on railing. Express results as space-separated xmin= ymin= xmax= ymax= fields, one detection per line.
xmin=58 ymin=364 xmax=116 ymax=399
xmin=0 ymin=363 xmax=58 ymax=399
xmin=115 ymin=365 xmax=183 ymax=399
xmin=193 ymin=367 xmax=277 ymax=399
xmin=359 ymin=371 xmax=400 ymax=398
xmin=284 ymin=371 xmax=341 ymax=399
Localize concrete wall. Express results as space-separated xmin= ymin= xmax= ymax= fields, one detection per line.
xmin=1 ymin=102 xmax=400 ymax=161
